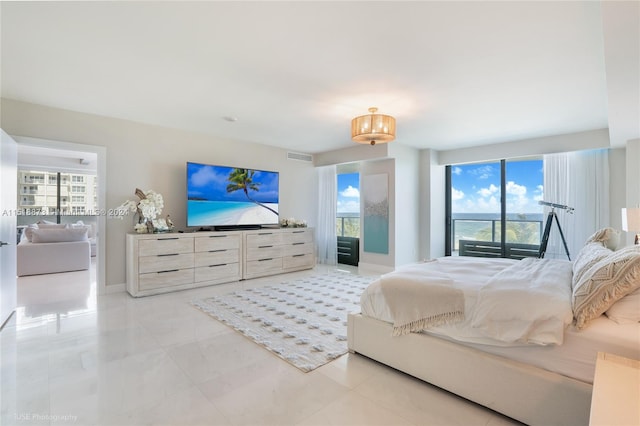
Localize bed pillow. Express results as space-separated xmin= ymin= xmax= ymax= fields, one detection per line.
xmin=30 ymin=227 xmax=89 ymax=243
xmin=572 ymin=242 xmax=613 ymax=290
xmin=606 ymin=288 xmax=640 ymax=324
xmin=585 ymin=227 xmax=620 ymax=250
xmin=572 ymin=245 xmax=640 ymax=330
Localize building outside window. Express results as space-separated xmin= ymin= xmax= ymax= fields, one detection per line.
xmin=16 ymin=170 xmax=98 ymax=225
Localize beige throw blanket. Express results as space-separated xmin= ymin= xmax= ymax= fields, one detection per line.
xmin=380 ymin=269 xmax=465 ymax=336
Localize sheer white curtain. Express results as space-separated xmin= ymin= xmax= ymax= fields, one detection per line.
xmin=316 ymin=165 xmax=337 ymax=265
xmin=543 ymin=149 xmax=609 ymax=259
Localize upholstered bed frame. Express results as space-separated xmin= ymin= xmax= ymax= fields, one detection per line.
xmin=347 ymin=313 xmax=592 ymax=426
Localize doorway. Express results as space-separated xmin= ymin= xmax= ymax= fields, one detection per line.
xmin=13 ymin=136 xmax=106 ymax=296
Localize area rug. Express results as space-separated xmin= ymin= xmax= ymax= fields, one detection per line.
xmin=192 ymin=273 xmax=375 ymax=372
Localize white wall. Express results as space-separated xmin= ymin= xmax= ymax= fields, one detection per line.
xmin=438 ymin=129 xmax=610 ymax=165
xmin=625 ymin=139 xmax=640 ymax=245
xmin=609 ymin=148 xmax=626 ymax=235
xmin=388 ymin=143 xmax=420 ymax=266
xmin=1 ymin=98 xmax=317 ymax=289
xmin=419 ymin=149 xmax=446 ymax=260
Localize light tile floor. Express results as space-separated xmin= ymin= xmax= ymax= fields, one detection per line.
xmin=1 ymin=261 xmax=521 ymax=426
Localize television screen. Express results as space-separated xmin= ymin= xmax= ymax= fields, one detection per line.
xmin=187 ymin=162 xmax=279 ymax=228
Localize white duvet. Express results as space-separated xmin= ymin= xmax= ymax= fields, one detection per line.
xmin=360 ymin=256 xmax=574 ymax=346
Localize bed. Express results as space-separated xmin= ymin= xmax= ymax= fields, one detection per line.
xmin=348 ymin=230 xmax=640 ymax=426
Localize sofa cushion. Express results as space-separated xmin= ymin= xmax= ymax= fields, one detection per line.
xmin=31 ymin=227 xmax=89 ymax=243
xmin=71 ymin=221 xmax=96 ymax=239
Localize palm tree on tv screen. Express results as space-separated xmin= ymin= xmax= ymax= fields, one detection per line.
xmin=226 ymin=168 xmax=277 ymax=215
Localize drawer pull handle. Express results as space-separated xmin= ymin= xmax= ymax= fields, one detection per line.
xmin=209 ymin=263 xmax=227 ymax=267
xmin=210 ymin=235 xmax=227 ymax=238
xmin=257 ymin=232 xmax=273 ymax=236
xmin=208 ymin=249 xmax=227 ymax=253
xmin=158 ymin=253 xmax=179 ymax=257
xmin=158 ymin=237 xmax=180 ymax=241
xmin=292 ymin=242 xmax=304 ymax=245
xmin=292 ymin=254 xmax=306 ymax=258
xmin=258 ymin=245 xmax=273 ymax=248
xmin=258 ymin=258 xmax=273 ymax=262
xmin=157 ymin=269 xmax=179 ymax=274
xmin=292 ymin=230 xmax=305 ymax=233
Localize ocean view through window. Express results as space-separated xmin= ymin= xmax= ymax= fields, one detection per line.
xmin=448 ymin=159 xmax=544 ymax=256
xmin=337 ymin=172 xmax=360 ymax=237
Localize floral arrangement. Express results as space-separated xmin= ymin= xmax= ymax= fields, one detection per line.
xmin=279 ymin=217 xmax=307 ymax=228
xmin=116 ymin=188 xmax=167 ymax=233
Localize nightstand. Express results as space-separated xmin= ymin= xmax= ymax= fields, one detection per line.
xmin=589 ymin=352 xmax=640 ymax=426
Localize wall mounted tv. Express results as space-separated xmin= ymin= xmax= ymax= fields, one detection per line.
xmin=186 ymin=162 xmax=279 ymax=230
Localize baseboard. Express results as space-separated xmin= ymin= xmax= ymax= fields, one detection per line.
xmin=104 ymin=283 xmax=126 ymax=294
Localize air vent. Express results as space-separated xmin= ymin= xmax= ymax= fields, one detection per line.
xmin=287 ymin=151 xmax=313 ymax=162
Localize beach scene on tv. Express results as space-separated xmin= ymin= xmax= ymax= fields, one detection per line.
xmin=187 ymin=163 xmax=279 ymax=227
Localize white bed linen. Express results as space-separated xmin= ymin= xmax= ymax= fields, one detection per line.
xmin=360 ymin=256 xmax=640 ymax=383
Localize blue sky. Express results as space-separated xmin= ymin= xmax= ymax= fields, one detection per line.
xmin=187 ymin=162 xmax=279 ymax=203
xmin=337 ymin=173 xmax=360 ymax=213
xmin=336 ymin=162 xmax=543 ymax=215
xmin=451 ymin=160 xmax=544 ymax=215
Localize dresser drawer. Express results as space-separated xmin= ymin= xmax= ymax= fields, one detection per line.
xmin=245 ymin=231 xmax=283 ymax=248
xmin=139 ymin=253 xmax=194 ymax=273
xmin=139 ymin=268 xmax=194 ymax=290
xmin=286 ymin=229 xmax=313 ymax=244
xmin=282 ymin=241 xmax=314 ymax=257
xmin=283 ymin=253 xmax=315 ymax=270
xmin=139 ymin=237 xmax=192 ymax=256
xmin=245 ymin=257 xmax=283 ymax=276
xmin=194 ymin=249 xmax=239 ymax=267
xmin=195 ymin=263 xmax=241 ymax=283
xmin=195 ymin=234 xmax=241 ymax=252
xmin=246 ymin=245 xmax=282 ymax=261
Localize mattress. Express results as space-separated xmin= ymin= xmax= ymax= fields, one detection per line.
xmin=360 ymin=256 xmax=640 ymax=384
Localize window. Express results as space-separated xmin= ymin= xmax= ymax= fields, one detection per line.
xmin=16 ymin=169 xmax=98 ymax=225
xmin=447 ymin=158 xmax=543 ymax=257
xmin=337 ymin=173 xmax=360 ymax=237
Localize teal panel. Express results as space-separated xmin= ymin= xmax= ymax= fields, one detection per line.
xmin=363 ymin=214 xmax=389 ymax=254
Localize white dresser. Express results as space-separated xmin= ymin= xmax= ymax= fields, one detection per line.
xmin=243 ymin=228 xmax=315 ymax=280
xmin=126 ymin=228 xmax=315 ymax=297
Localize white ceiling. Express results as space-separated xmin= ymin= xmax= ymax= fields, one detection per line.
xmin=1 ymin=1 xmax=638 ymax=154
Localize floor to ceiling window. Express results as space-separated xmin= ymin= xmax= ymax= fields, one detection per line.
xmin=446 ymin=158 xmax=544 ymax=258
xmin=337 ymin=172 xmax=360 ymax=265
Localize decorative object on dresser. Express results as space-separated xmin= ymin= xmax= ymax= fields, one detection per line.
xmin=279 ymin=217 xmax=307 ymax=228
xmin=126 ymin=227 xmax=316 ymax=297
xmin=116 ymin=188 xmax=167 ymax=233
xmin=192 ymin=273 xmax=374 ymax=372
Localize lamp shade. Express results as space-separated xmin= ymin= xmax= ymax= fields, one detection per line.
xmin=621 ymin=208 xmax=640 ymax=232
xmin=351 ymin=107 xmax=396 ymax=145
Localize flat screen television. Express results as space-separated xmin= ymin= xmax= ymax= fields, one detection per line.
xmin=186 ymin=162 xmax=279 ymax=230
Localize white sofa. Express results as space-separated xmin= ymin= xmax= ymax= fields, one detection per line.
xmin=18 ymin=240 xmax=91 ymax=276
xmin=17 ymin=223 xmax=92 ymax=276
